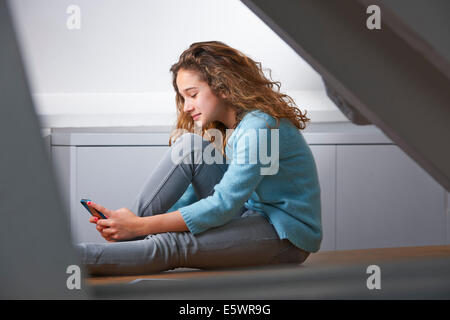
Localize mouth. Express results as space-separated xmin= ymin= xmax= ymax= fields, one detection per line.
xmin=192 ymin=113 xmax=201 ymax=120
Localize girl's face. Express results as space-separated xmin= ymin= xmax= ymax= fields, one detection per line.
xmin=176 ymin=68 xmax=234 ymax=128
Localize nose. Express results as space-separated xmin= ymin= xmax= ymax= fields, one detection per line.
xmin=183 ymin=99 xmax=195 ymax=113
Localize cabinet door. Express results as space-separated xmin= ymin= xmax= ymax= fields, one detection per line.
xmin=310 ymin=145 xmax=336 ymax=251
xmin=75 ymin=146 xmax=169 ymax=243
xmin=336 ymin=145 xmax=446 ymax=250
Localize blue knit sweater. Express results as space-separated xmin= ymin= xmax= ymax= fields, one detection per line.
xmin=170 ymin=110 xmax=322 ymax=253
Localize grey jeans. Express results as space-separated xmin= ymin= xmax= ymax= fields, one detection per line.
xmin=76 ymin=133 xmax=310 ymax=276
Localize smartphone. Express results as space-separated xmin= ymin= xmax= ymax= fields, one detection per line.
xmin=80 ymin=199 xmax=107 ymax=219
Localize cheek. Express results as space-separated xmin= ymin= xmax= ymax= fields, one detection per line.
xmin=197 ymin=97 xmax=214 ymax=114
xmin=203 ymin=94 xmax=221 ymax=112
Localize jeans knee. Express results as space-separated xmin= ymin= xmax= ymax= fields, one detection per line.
xmin=145 ymin=232 xmax=197 ymax=269
xmin=170 ymin=133 xmax=209 ymax=164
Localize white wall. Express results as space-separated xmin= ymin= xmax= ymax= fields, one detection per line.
xmin=8 ymin=0 xmax=346 ymax=128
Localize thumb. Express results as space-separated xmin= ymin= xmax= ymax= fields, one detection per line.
xmin=87 ymin=201 xmax=112 ymax=218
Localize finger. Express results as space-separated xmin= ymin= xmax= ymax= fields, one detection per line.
xmin=103 ymin=233 xmax=116 ymax=242
xmin=97 ymin=219 xmax=113 ymax=228
xmin=99 ymin=230 xmax=110 ymax=240
xmin=101 ymin=228 xmax=116 ymax=236
xmin=89 ymin=216 xmax=99 ymax=224
xmin=87 ymin=201 xmax=112 ymax=218
xmin=102 ymin=234 xmax=113 ymax=242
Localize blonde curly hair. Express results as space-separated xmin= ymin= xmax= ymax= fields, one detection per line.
xmin=169 ymin=41 xmax=310 ymax=158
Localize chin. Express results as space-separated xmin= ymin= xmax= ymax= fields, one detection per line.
xmin=195 ymin=116 xmax=210 ymax=127
xmin=193 ymin=119 xmax=203 ymax=127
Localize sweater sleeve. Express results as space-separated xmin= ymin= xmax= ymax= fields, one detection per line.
xmin=178 ymin=118 xmax=277 ymax=234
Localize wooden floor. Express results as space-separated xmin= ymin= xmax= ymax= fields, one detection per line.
xmin=86 ymin=244 xmax=450 ymax=286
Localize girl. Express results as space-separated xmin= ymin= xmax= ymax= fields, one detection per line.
xmin=77 ymin=41 xmax=322 ymax=275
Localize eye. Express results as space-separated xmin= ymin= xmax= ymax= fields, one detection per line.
xmin=191 ymin=93 xmax=197 ymax=98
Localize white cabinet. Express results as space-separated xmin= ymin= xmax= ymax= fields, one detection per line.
xmin=336 ymin=145 xmax=447 ymax=250
xmin=310 ymin=146 xmax=336 ymax=251
xmin=78 ymin=146 xmax=169 ymax=243
xmin=53 ymin=145 xmax=169 ymax=243
xmin=51 ymin=124 xmax=449 ymax=250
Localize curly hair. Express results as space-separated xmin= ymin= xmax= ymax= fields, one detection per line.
xmin=168 ymin=40 xmax=310 ymax=158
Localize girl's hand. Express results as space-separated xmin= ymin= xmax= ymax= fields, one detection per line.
xmin=87 ymin=201 xmax=141 ymax=242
